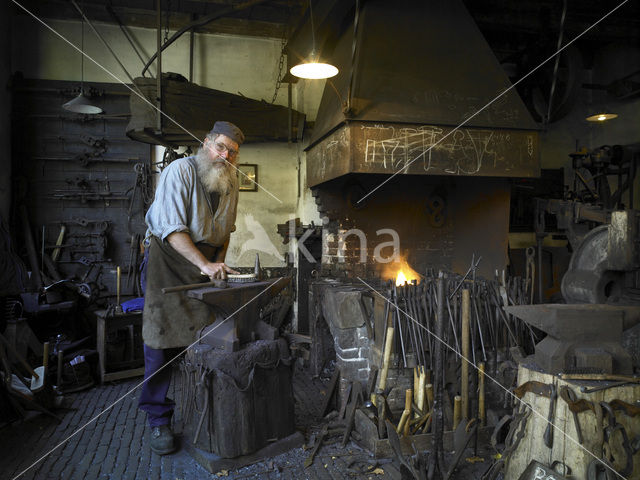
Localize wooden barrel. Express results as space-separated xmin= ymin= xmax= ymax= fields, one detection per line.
xmin=504 ymin=366 xmax=640 ymax=479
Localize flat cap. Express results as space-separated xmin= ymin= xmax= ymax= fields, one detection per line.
xmin=209 ymin=121 xmax=245 ymax=145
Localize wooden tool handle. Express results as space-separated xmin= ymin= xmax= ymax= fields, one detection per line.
xmin=378 ymin=326 xmax=395 ymax=392
xmin=453 ymin=395 xmax=462 ymax=430
xmin=162 ymin=279 xmax=228 ymax=293
xmin=396 ymin=389 xmax=413 ymax=435
xmin=43 ymin=342 xmax=49 ymax=370
xmin=425 ymin=383 xmax=434 ymax=412
xmin=478 ymin=362 xmax=485 ymax=426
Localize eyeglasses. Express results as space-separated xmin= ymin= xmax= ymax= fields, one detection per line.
xmin=211 ymin=141 xmax=238 ymax=158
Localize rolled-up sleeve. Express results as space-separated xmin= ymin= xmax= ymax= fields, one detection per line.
xmin=145 ymin=161 xmax=195 ymax=241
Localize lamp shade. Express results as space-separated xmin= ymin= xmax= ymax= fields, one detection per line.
xmin=290 ymin=60 xmax=338 ymax=80
xmin=586 ymin=112 xmax=618 ymax=122
xmin=62 ymin=93 xmax=103 ymax=114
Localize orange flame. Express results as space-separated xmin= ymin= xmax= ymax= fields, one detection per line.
xmin=390 ymin=256 xmax=421 ymax=286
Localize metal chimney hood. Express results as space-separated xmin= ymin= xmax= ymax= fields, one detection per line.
xmin=306 ymin=0 xmax=540 ymax=187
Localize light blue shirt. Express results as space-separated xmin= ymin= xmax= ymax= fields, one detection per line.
xmin=145 ymin=156 xmax=238 ymax=247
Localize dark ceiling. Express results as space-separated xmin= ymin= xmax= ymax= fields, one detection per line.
xmin=11 ymin=0 xmax=640 ymax=122
xmin=12 ymin=0 xmax=639 ymax=49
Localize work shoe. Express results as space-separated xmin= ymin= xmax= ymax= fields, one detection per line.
xmin=150 ymin=425 xmax=176 ymax=455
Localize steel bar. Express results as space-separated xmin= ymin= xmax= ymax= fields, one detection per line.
xmin=428 ymin=273 xmax=447 ymax=478
xmin=156 ymin=0 xmax=162 ymax=132
xmin=392 ymin=284 xmax=407 ymax=367
xmin=460 ymin=289 xmax=470 ymax=421
xmin=71 ymin=0 xmax=142 ymax=94
xmin=105 ymin=4 xmax=149 ymax=70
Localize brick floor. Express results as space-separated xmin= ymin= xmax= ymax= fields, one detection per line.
xmin=0 ymin=364 xmax=406 ymax=480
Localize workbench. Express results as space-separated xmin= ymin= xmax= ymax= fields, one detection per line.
xmin=95 ymin=309 xmax=145 ymax=383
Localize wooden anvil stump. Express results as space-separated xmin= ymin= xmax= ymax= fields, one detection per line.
xmin=180 ymin=339 xmax=296 ymax=460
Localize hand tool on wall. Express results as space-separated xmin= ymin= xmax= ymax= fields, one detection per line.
xmin=51 ymin=225 xmax=66 ymax=262
xmin=559 ymin=373 xmax=640 ymax=383
xmin=600 ymin=401 xmax=634 ymax=477
xmin=542 ymin=384 xmax=557 ymax=449
xmin=580 ymin=381 xmax=633 ymax=393
xmin=558 ymin=386 xmax=583 ymax=444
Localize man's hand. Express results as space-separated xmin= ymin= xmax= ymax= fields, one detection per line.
xmin=167 ymin=232 xmax=238 ymax=279
xmin=200 ymin=262 xmax=240 ymax=280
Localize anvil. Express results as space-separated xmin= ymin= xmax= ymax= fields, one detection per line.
xmin=187 ymin=277 xmax=290 ymax=351
xmin=504 ymin=303 xmax=640 ymax=375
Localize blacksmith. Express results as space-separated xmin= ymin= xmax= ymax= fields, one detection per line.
xmin=139 ymin=121 xmax=244 ymax=455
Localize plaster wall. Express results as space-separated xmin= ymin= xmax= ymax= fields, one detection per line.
xmin=12 ymin=15 xmax=323 ymax=270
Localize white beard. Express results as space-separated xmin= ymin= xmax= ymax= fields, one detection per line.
xmin=195 ymin=149 xmax=235 ymax=195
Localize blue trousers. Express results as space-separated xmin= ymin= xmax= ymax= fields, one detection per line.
xmin=138 ymin=247 xmax=180 ymax=427
xmin=138 ymin=344 xmax=182 ymax=427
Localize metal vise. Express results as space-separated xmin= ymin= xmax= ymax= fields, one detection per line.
xmin=505 ymin=304 xmax=640 ymax=375
xmin=187 ymin=277 xmax=290 ymax=351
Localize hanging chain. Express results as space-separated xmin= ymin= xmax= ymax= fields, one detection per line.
xmin=271 ymin=1 xmax=292 ymax=104
xmin=164 ymin=0 xmax=171 ymax=44
xmin=271 ymin=34 xmax=287 ymax=104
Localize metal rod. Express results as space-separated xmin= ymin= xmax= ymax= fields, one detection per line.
xmin=105 ymin=4 xmax=149 ymax=70
xmin=156 ymin=0 xmax=162 ymax=132
xmin=189 ymin=14 xmax=195 ymax=82
xmin=461 ymin=289 xmax=470 ymax=421
xmin=141 ymin=0 xmax=268 ymax=77
xmin=393 ymin=284 xmax=407 ymax=367
xmin=70 ymin=0 xmax=141 ymax=93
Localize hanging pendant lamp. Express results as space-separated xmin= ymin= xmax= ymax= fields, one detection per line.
xmin=585 ymin=112 xmax=618 ymax=122
xmin=63 ymin=9 xmax=102 ymax=114
xmin=290 ymin=0 xmax=338 ymax=80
